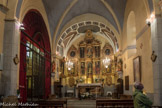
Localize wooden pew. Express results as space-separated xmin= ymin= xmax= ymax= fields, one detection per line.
xmin=96 ymin=99 xmax=134 ymax=108
xmin=36 ymin=99 xmax=67 ymax=108
xmin=152 ymin=106 xmax=162 ymax=108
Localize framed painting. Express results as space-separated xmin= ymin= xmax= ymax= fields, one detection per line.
xmin=133 ymin=56 xmax=141 ymax=82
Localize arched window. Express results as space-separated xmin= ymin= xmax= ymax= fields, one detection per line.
xmin=127 ymin=11 xmax=136 ymax=58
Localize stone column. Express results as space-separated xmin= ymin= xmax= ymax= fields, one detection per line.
xmin=151 ymin=17 xmax=162 ymax=106
xmin=1 ymin=19 xmax=19 ymax=97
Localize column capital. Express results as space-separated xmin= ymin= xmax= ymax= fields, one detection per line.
xmin=5 ymin=18 xmax=18 ymax=22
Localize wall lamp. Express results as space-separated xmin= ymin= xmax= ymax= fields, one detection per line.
xmin=146 ymin=13 xmax=155 ymax=26
xmin=19 ymin=23 xmax=25 ymax=30
xmin=18 ymin=22 xmax=25 ymax=30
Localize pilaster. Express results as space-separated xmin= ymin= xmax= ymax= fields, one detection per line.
xmin=151 ymin=17 xmax=162 ymax=106
xmin=1 ymin=19 xmax=20 ymax=97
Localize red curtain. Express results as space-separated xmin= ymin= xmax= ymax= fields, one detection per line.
xmin=19 ymin=32 xmax=27 ymax=102
xmin=19 ymin=10 xmax=51 ymax=102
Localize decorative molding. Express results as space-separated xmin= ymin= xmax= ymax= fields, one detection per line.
xmin=122 ymin=45 xmax=136 ymax=55
xmin=136 ymin=25 xmax=149 ymax=40
xmin=57 ymin=21 xmax=118 ymax=54
xmin=127 ymin=45 xmax=136 ymax=49
xmin=4 ymin=19 xmax=17 ymax=22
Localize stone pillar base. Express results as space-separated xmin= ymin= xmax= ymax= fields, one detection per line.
xmin=2 ymin=96 xmax=18 ymax=108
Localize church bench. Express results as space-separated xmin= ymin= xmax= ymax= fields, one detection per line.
xmin=96 ymin=99 xmax=134 ymax=108
xmin=36 ymin=99 xmax=67 ymax=108
xmin=152 ymin=106 xmax=162 ymax=108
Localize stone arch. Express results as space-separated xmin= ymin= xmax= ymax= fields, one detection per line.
xmin=127 ymin=11 xmax=136 ymax=58
xmin=19 ymin=10 xmax=51 ymax=102
xmin=54 ymin=13 xmax=121 ymax=56
xmin=19 ymin=0 xmax=52 ymax=51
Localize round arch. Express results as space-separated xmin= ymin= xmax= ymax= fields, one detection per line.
xmin=64 ymin=32 xmax=116 ymax=56
xmin=19 ymin=10 xmax=51 ymax=102
xmin=19 ymin=0 xmax=52 ymax=50
xmin=127 ymin=11 xmax=136 ymax=58
xmin=53 ymin=13 xmax=121 ymax=55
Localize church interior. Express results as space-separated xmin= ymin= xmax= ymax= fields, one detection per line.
xmin=0 ymin=0 xmax=162 ymax=107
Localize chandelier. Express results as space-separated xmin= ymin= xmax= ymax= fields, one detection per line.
xmin=102 ymin=57 xmax=111 ymax=68
xmin=66 ymin=60 xmax=73 ymax=70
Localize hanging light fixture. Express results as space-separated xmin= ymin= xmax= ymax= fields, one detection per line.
xmin=66 ymin=60 xmax=73 ymax=70
xmin=103 ymin=57 xmax=111 ymax=68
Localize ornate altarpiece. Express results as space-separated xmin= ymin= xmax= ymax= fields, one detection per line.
xmin=64 ymin=30 xmax=118 ymax=87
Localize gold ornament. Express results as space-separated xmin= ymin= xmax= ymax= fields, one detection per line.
xmin=69 ymin=77 xmax=75 ymax=87
xmin=106 ymin=76 xmax=112 ymax=86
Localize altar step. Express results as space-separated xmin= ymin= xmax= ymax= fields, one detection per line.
xmin=67 ymin=100 xmax=96 ymax=108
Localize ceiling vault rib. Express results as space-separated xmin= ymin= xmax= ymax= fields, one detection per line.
xmin=100 ymin=0 xmax=122 ymax=35
xmin=53 ymin=0 xmax=78 ymax=52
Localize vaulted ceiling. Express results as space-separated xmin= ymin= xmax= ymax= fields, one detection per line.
xmin=42 ymin=0 xmax=127 ymax=39
xmin=42 ymin=0 xmax=153 ymax=39
xmin=15 ymin=0 xmax=153 ymax=54
xmin=41 ymin=0 xmax=153 ymax=54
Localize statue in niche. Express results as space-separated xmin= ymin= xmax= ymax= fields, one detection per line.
xmin=95 ymin=46 xmax=100 ymax=57
xmin=106 ymin=63 xmax=112 ymax=73
xmin=87 ymin=47 xmax=93 ymax=58
xmin=81 ymin=62 xmax=85 ymax=75
xmin=87 ymin=62 xmax=92 ymax=77
xmin=95 ymin=61 xmax=100 ymax=74
xmin=80 ymin=47 xmax=85 ymax=58
xmin=71 ymin=63 xmax=75 ymax=75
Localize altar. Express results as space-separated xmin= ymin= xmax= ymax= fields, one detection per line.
xmin=76 ymin=83 xmax=103 ymax=99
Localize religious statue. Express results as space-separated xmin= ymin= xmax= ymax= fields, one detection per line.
xmin=87 ymin=47 xmax=93 ymax=58
xmin=81 ymin=62 xmax=85 ymax=75
xmin=87 ymin=62 xmax=92 ymax=77
xmin=95 ymin=46 xmax=100 ymax=57
xmin=80 ymin=47 xmax=85 ymax=58
xmin=95 ymin=61 xmax=100 ymax=74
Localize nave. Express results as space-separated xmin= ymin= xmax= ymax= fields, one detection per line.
xmin=0 ymin=0 xmax=162 ymax=107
